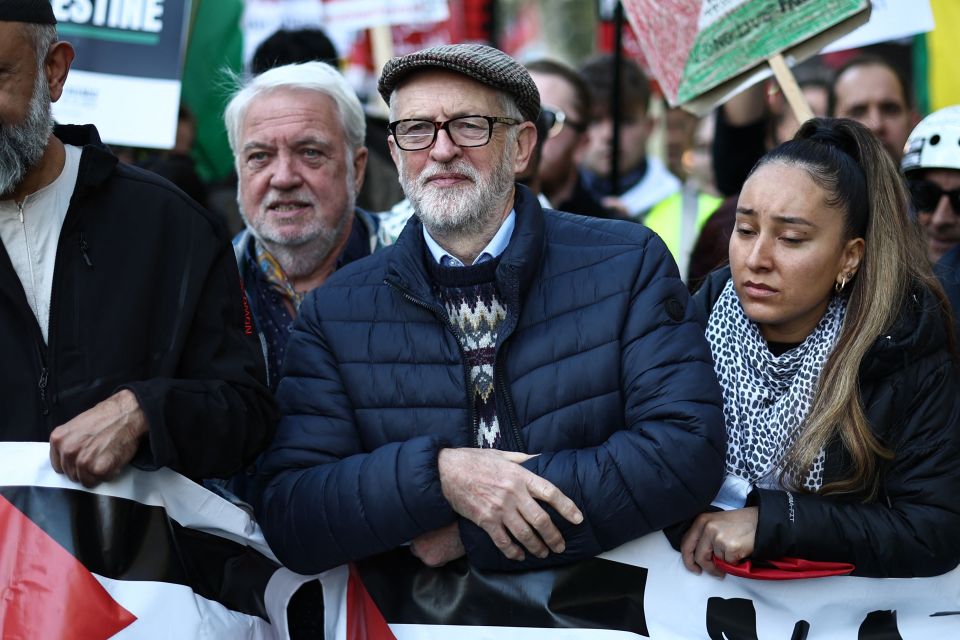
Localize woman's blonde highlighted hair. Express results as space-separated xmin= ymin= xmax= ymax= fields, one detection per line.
xmin=754 ymin=118 xmax=955 ymax=498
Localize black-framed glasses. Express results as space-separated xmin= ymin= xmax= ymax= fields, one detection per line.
xmin=908 ymin=179 xmax=960 ymax=214
xmin=541 ymin=105 xmax=586 ymax=138
xmin=388 ymin=115 xmax=519 ymax=151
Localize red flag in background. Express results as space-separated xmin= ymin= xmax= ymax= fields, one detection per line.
xmin=0 ymin=495 xmax=136 ymax=639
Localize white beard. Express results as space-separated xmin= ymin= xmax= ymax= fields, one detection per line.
xmin=237 ymin=161 xmax=356 ymax=279
xmin=400 ymin=155 xmax=515 ymax=238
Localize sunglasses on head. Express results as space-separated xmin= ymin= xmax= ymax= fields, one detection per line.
xmin=908 ymin=179 xmax=960 ymax=214
xmin=539 ymin=106 xmax=586 ymax=139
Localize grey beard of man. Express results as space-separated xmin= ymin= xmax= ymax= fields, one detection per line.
xmin=237 ymin=159 xmax=356 ymax=280
xmin=0 ymin=63 xmax=54 ymax=199
xmin=400 ymin=147 xmax=516 ymax=239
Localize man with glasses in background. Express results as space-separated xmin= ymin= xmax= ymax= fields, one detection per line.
xmin=902 ymin=105 xmax=960 ymax=335
xmin=526 ymin=59 xmax=614 ymax=218
xmin=256 ymin=44 xmax=725 ymax=578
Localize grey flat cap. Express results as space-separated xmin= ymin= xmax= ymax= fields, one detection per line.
xmin=378 ymin=43 xmax=540 ymax=122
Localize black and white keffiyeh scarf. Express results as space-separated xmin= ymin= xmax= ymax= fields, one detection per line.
xmin=706 ymin=280 xmax=846 ymax=491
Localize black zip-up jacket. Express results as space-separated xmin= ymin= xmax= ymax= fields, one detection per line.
xmin=696 ymin=267 xmax=960 ymax=577
xmin=0 ymin=125 xmax=277 ymax=479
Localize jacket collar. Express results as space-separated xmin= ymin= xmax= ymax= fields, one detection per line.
xmin=385 ymin=184 xmax=546 ymax=303
xmin=53 ymin=124 xmax=118 ymax=200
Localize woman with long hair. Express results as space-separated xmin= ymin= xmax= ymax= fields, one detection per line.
xmin=682 ymin=117 xmax=960 ymax=578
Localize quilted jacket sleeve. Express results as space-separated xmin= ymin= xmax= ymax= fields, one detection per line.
xmin=256 ymin=293 xmax=458 ymax=575
xmin=751 ymin=357 xmax=960 ymax=577
xmin=459 ymin=233 xmax=727 ymax=571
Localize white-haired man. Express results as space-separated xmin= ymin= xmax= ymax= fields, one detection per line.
xmin=1 ymin=1 xmax=276 ymax=485
xmin=225 ymin=62 xmax=381 ymax=390
xmin=257 ymin=44 xmax=725 ymax=580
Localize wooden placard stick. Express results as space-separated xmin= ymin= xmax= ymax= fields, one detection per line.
xmin=768 ymin=52 xmax=814 ymax=125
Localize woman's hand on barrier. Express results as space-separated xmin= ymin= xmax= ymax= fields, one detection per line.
xmin=680 ymin=507 xmax=759 ymax=577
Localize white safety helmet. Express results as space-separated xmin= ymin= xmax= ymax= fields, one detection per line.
xmin=901 ymin=105 xmax=960 ymax=175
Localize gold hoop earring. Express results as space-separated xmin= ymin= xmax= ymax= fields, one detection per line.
xmin=835 ymin=274 xmax=848 ymax=293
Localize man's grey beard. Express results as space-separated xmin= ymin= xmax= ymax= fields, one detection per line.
xmin=400 ymin=154 xmax=515 ymax=238
xmin=0 ymin=67 xmax=54 ymax=198
xmin=257 ymin=209 xmax=352 ymax=279
xmin=238 ymin=163 xmax=356 ymax=280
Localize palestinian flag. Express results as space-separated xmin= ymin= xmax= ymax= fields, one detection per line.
xmin=0 ymin=443 xmax=310 ymax=639
xmin=7 ymin=439 xmax=958 ymax=639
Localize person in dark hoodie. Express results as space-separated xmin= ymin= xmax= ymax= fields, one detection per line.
xmin=684 ymin=118 xmax=960 ymax=578
xmin=0 ymin=1 xmax=276 ymax=486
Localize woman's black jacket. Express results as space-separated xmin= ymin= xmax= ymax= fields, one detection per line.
xmin=695 ymin=268 xmax=960 ymax=578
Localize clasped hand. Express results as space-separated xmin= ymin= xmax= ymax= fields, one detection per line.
xmin=49 ymin=389 xmax=149 ymax=487
xmin=437 ymin=448 xmax=583 ymax=562
xmin=680 ymin=507 xmax=759 ymax=577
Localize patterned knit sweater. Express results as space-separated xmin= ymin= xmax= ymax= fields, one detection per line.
xmin=427 ymin=256 xmax=508 ymax=448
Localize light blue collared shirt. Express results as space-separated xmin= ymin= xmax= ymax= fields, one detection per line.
xmin=423 ymin=210 xmax=516 ymax=267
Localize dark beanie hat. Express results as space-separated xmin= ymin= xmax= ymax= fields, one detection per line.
xmin=0 ymin=0 xmax=56 ymax=24
xmin=378 ymin=43 xmax=540 ymax=122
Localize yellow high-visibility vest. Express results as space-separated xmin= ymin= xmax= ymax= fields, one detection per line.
xmin=640 ymin=186 xmax=722 ymax=281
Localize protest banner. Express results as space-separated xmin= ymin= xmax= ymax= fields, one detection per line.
xmin=320 ymin=535 xmax=960 ymax=639
xmin=622 ymin=0 xmax=871 ymax=115
xmin=50 ymin=0 xmax=193 ymax=149
xmin=4 ymin=442 xmax=958 ymax=638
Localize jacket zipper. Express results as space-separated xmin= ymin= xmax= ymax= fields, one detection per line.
xmin=17 ymin=199 xmax=52 ymax=417
xmin=31 ymin=132 xmax=91 ymax=426
xmin=32 ymin=341 xmax=50 ymax=416
xmin=16 ymin=200 xmax=43 ymax=322
xmin=38 ymin=367 xmax=49 ymax=415
xmin=495 ymin=350 xmax=525 ymax=453
xmin=493 ymin=271 xmax=525 ymax=453
xmin=79 ymin=232 xmax=92 ymax=267
xmin=385 ymin=279 xmax=478 ymax=445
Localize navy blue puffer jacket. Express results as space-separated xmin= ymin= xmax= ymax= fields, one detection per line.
xmin=258 ymin=186 xmax=726 ymax=574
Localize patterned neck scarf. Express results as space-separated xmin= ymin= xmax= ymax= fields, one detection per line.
xmin=255 ymin=241 xmax=305 ymax=311
xmin=706 ymin=280 xmax=846 ymax=491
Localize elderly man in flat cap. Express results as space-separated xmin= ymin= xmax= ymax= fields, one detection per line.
xmin=258 ymin=44 xmax=725 ymax=574
xmin=0 ymin=1 xmax=276 ymax=485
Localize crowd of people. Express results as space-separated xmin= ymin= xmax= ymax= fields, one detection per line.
xmin=3 ymin=0 xmax=960 ymax=635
